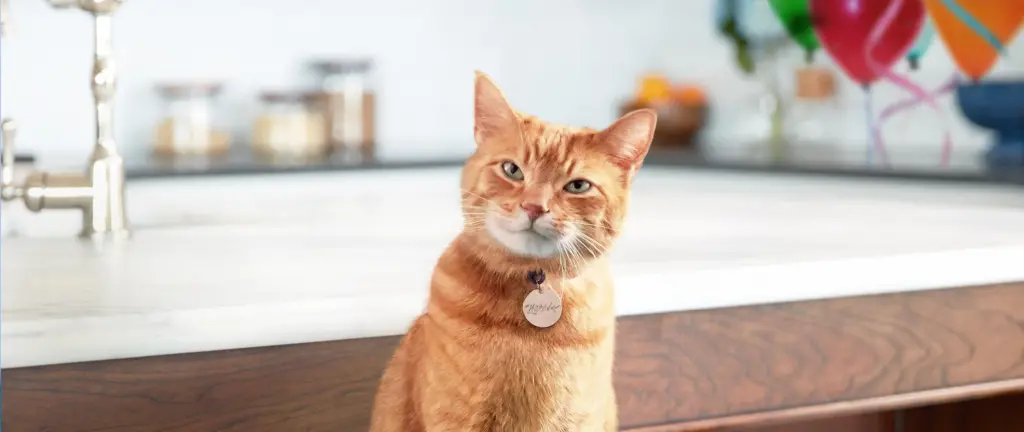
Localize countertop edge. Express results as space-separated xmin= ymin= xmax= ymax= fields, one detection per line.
xmin=4 ymin=245 xmax=1024 ymax=369
xmin=114 ymin=150 xmax=1024 ymax=186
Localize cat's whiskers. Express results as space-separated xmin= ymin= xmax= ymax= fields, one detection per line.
xmin=561 ymin=240 xmax=586 ymax=276
xmin=574 ymin=236 xmax=602 ymax=259
xmin=461 ymin=208 xmax=487 ymax=230
xmin=572 ymin=247 xmax=587 ymax=275
xmin=572 ymin=219 xmax=615 ymax=232
xmin=462 ymin=217 xmax=487 ymax=233
xmin=460 ymin=205 xmax=490 ymax=214
xmin=575 ymin=231 xmax=608 ymax=257
xmin=460 ymin=189 xmax=501 ymax=208
xmin=461 ymin=200 xmax=495 ymax=229
xmin=557 ymin=249 xmax=567 ymax=289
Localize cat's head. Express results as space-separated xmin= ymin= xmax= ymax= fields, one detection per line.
xmin=460 ymin=72 xmax=656 ymax=269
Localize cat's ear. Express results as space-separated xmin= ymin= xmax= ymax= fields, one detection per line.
xmin=597 ymin=108 xmax=657 ymax=174
xmin=474 ymin=71 xmax=520 ymax=147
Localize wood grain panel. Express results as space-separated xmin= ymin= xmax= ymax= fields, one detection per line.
xmin=902 ymin=391 xmax=1024 ymax=432
xmin=4 ymin=283 xmax=1024 ymax=431
xmin=728 ymin=412 xmax=893 ymax=432
xmin=2 ymin=336 xmax=400 ymax=431
xmin=616 ymin=282 xmax=1024 ymax=431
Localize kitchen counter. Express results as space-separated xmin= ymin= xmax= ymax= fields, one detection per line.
xmin=5 ymin=167 xmax=1024 ymax=431
xmin=3 ymin=168 xmax=1024 ymax=369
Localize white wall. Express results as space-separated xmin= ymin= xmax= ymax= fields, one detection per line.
xmin=2 ymin=0 xmax=1022 ymax=166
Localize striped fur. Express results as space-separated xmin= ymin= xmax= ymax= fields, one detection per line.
xmin=369 ymin=72 xmax=656 ymax=432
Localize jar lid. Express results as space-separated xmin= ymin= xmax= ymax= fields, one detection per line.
xmin=156 ymin=82 xmax=223 ymax=97
xmin=307 ymin=58 xmax=373 ymax=75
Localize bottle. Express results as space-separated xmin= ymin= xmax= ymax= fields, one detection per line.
xmin=785 ymin=66 xmax=842 ymax=161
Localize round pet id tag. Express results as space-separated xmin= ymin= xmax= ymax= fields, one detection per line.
xmin=522 ymin=288 xmax=562 ymax=328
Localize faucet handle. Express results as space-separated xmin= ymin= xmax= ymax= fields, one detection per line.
xmin=2 ymin=118 xmax=19 ymax=198
xmin=1 ymin=0 xmax=9 ymax=36
xmin=47 ymin=0 xmax=126 ymax=13
xmin=2 ymin=118 xmax=16 ymax=165
xmin=46 ymin=0 xmax=77 ymax=9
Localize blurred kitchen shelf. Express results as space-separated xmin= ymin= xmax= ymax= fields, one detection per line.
xmin=123 ymin=149 xmax=465 ymax=179
xmin=56 ymin=143 xmax=1022 ymax=186
xmin=642 ymin=144 xmax=1024 ymax=185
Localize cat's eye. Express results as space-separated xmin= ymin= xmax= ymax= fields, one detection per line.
xmin=564 ymin=179 xmax=592 ymax=194
xmin=501 ymin=161 xmax=524 ymax=181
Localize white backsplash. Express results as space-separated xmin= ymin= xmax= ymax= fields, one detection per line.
xmin=1 ymin=0 xmax=1022 ymax=164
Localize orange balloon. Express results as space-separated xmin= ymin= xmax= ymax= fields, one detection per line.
xmin=923 ymin=0 xmax=1024 ymax=80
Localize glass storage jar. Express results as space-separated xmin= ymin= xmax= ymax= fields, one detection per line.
xmin=307 ymin=58 xmax=375 ymax=161
xmin=784 ymin=66 xmax=845 ymax=164
xmin=252 ymin=91 xmax=328 ymax=159
xmin=154 ymin=82 xmax=230 ymax=157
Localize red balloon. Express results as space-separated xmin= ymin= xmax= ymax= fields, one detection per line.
xmin=811 ymin=0 xmax=926 ymax=86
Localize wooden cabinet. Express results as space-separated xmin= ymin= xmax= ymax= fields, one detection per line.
xmin=722 ymin=392 xmax=1024 ymax=432
xmin=729 ymin=413 xmax=893 ymax=432
xmin=4 ymin=282 xmax=1024 ymax=431
xmin=902 ymin=392 xmax=1024 ymax=432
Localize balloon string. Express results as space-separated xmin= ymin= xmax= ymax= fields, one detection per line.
xmin=939 ymin=0 xmax=1007 ymax=54
xmin=864 ymin=88 xmax=871 ymax=164
xmin=872 ymin=73 xmax=959 ymax=167
xmin=859 ymin=0 xmax=905 ymax=166
xmin=864 ymin=89 xmax=885 ymax=165
xmin=863 ymin=0 xmax=951 ymax=167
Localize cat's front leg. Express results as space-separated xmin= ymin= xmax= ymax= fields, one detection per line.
xmin=603 ymin=413 xmax=619 ymax=432
xmin=602 ymin=398 xmax=618 ymax=431
xmin=575 ymin=405 xmax=618 ymax=432
xmin=369 ymin=365 xmax=421 ymax=432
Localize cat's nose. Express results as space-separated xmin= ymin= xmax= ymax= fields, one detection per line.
xmin=520 ymin=203 xmax=547 ymax=221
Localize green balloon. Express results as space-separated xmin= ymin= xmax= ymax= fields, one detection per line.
xmin=768 ymin=0 xmax=820 ymax=63
xmin=717 ymin=0 xmax=756 ymax=75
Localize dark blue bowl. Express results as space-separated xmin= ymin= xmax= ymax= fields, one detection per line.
xmin=955 ymin=79 xmax=1024 ymax=166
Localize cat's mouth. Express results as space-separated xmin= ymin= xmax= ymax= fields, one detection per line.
xmin=484 ymin=211 xmax=574 ymax=258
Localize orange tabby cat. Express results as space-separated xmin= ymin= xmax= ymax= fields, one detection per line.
xmin=368 ymin=72 xmax=656 ymax=432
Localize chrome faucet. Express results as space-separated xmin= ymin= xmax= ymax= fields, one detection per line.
xmin=1 ymin=0 xmax=9 ymax=37
xmin=1 ymin=0 xmax=130 ymax=240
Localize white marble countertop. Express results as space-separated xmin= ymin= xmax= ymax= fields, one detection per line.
xmin=4 ymin=168 xmax=1024 ymax=369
